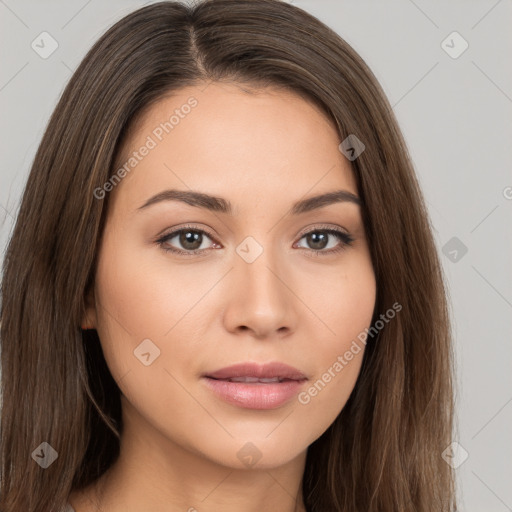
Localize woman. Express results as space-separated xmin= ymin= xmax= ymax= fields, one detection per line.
xmin=0 ymin=1 xmax=457 ymax=510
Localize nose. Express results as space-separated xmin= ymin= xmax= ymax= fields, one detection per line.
xmin=222 ymin=245 xmax=298 ymax=340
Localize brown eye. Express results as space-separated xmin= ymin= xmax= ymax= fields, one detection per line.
xmin=295 ymin=228 xmax=354 ymax=255
xmin=304 ymin=231 xmax=329 ymax=250
xmin=156 ymin=226 xmax=218 ymax=256
xmin=176 ymin=230 xmax=203 ymax=251
xmin=156 ymin=224 xmax=354 ymax=257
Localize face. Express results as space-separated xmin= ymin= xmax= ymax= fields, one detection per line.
xmin=85 ymin=82 xmax=376 ymax=470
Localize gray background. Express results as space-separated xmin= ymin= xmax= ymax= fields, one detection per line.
xmin=1 ymin=0 xmax=511 ymax=510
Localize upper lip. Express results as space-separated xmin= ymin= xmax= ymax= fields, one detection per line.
xmin=203 ymin=362 xmax=307 ymax=381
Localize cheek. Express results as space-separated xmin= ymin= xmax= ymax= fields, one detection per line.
xmin=298 ymin=346 xmax=364 ymax=424
xmin=92 ymin=235 xmax=210 ymax=432
xmin=295 ymin=255 xmax=375 ymax=428
xmin=94 ymin=229 xmax=196 ymax=339
xmin=92 ymin=228 xmax=214 ymax=392
xmin=299 ymin=244 xmax=376 ymax=351
xmin=295 ymin=327 xmax=368 ymax=443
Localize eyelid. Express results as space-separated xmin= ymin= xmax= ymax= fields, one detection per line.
xmin=295 ymin=222 xmax=350 ymax=239
xmin=155 ymin=223 xmax=218 ymax=243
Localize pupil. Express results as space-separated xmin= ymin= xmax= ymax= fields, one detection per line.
xmin=180 ymin=231 xmax=201 ymax=250
xmin=309 ymin=232 xmax=327 ymax=249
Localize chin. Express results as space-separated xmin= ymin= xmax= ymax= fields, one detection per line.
xmin=198 ymin=436 xmax=308 ymax=471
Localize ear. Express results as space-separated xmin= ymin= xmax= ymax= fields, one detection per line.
xmin=81 ymin=284 xmax=98 ymax=330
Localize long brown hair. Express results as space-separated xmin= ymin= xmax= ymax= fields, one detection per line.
xmin=0 ymin=1 xmax=457 ymax=510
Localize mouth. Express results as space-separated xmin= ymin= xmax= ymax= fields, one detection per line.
xmin=208 ymin=376 xmax=301 ymax=383
xmin=201 ymin=362 xmax=308 ymax=410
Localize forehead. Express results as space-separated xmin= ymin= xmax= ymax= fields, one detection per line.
xmin=109 ymin=82 xmax=357 ymax=214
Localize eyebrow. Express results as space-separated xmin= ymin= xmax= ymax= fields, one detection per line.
xmin=137 ymin=188 xmax=362 ymax=215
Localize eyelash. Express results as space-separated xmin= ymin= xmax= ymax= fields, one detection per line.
xmin=155 ymin=223 xmax=354 ymax=257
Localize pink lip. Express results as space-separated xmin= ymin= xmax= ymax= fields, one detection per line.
xmin=202 ymin=362 xmax=308 ymax=410
xmin=204 ymin=362 xmax=307 ymax=380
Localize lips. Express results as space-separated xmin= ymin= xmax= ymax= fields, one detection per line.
xmin=204 ymin=362 xmax=307 ymax=381
xmin=221 ymin=376 xmax=288 ymax=383
xmin=202 ymin=362 xmax=308 ymax=409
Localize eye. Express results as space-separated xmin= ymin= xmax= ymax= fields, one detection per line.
xmin=294 ymin=225 xmax=354 ymax=256
xmin=156 ymin=224 xmax=354 ymax=257
xmin=156 ymin=224 xmax=218 ymax=256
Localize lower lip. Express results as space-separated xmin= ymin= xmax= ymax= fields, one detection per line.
xmin=202 ymin=377 xmax=306 ymax=409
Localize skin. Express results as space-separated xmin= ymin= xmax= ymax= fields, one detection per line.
xmin=71 ymin=82 xmax=376 ymax=512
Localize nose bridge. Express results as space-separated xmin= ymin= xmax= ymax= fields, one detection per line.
xmin=235 ymin=234 xmax=286 ymax=304
xmin=224 ymin=233 xmax=296 ymax=336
